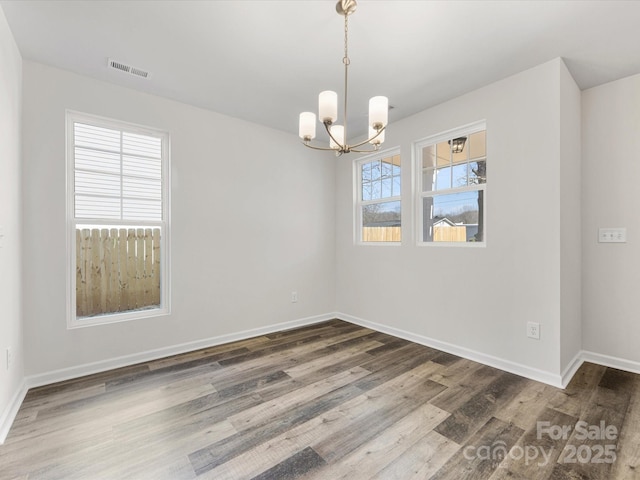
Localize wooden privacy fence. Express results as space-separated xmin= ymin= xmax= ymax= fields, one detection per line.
xmin=433 ymin=226 xmax=467 ymax=242
xmin=362 ymin=226 xmax=467 ymax=242
xmin=363 ymin=226 xmax=402 ymax=242
xmin=76 ymin=228 xmax=161 ymax=317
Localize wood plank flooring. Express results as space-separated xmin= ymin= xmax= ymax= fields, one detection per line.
xmin=1 ymin=319 xmax=639 ymax=479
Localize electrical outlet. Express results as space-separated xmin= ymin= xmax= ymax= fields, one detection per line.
xmin=527 ymin=322 xmax=540 ymax=340
xmin=291 ymin=291 xmax=298 ymax=303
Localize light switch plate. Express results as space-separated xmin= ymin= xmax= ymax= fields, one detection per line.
xmin=599 ymin=227 xmax=626 ymax=243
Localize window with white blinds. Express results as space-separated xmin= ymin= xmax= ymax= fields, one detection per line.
xmin=66 ymin=111 xmax=170 ymax=327
xmin=73 ymin=122 xmax=163 ymax=221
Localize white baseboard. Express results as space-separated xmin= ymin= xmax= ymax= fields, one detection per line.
xmin=26 ymin=313 xmax=334 ymax=389
xmin=336 ymin=312 xmax=565 ymax=388
xmin=0 ymin=379 xmax=28 ymax=445
xmin=580 ymin=350 xmax=640 ymax=375
xmin=560 ymin=351 xmax=585 ymax=388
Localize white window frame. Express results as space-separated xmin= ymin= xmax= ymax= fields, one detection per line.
xmin=414 ymin=121 xmax=486 ymax=247
xmin=66 ymin=110 xmax=171 ymax=328
xmin=354 ymin=147 xmax=402 ymax=245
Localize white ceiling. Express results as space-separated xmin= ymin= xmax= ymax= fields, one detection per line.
xmin=2 ymin=0 xmax=640 ymax=138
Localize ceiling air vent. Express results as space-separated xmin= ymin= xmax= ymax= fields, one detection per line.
xmin=108 ymin=58 xmax=150 ymax=78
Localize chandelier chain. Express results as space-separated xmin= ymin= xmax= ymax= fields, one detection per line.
xmin=343 ymin=13 xmax=350 ymax=66
xmin=343 ymin=12 xmax=350 ymax=145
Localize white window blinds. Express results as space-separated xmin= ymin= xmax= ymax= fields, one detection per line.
xmin=73 ymin=122 xmax=163 ymax=221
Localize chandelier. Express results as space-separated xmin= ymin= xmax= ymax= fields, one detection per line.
xmin=298 ymin=0 xmax=388 ymax=156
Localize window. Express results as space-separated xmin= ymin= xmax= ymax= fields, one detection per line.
xmin=416 ymin=122 xmax=486 ymax=244
xmin=355 ymin=150 xmax=401 ymax=243
xmin=66 ymin=111 xmax=170 ymax=327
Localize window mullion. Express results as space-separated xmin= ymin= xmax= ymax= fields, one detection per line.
xmin=360 ymin=196 xmax=401 ymax=207
xmin=449 ymin=145 xmax=453 ymax=191
xmin=119 ymin=130 xmax=124 ymax=221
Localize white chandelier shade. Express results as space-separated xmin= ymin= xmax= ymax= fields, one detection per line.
xmin=298 ymin=112 xmax=316 ymax=140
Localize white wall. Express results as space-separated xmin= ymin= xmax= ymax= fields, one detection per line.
xmin=21 ymin=61 xmax=336 ymax=377
xmin=0 ymin=6 xmax=24 ymax=439
xmin=336 ymin=59 xmax=579 ymax=383
xmin=582 ymin=72 xmax=640 ymax=365
xmin=16 ymin=50 xmax=640 ymax=394
xmin=559 ymin=61 xmax=582 ymax=373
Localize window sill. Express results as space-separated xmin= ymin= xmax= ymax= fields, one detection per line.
xmin=67 ymin=306 xmax=170 ymax=329
xmin=416 ymin=241 xmax=486 ymax=248
xmin=356 ymin=241 xmax=402 ymax=247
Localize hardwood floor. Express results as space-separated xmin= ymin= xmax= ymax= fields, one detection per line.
xmin=1 ymin=319 xmax=639 ymax=479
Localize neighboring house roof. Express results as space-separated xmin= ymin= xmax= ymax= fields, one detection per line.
xmin=433 ymin=218 xmax=457 ymax=227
